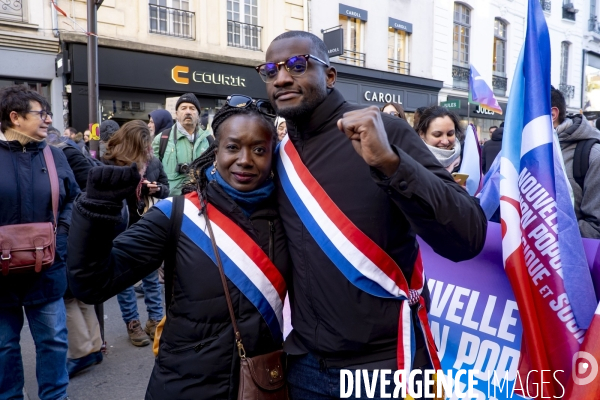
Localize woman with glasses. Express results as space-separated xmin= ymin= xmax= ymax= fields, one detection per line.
xmin=381 ymin=102 xmax=407 ymax=121
xmin=67 ymin=97 xmax=289 ymax=399
xmin=0 ymin=86 xmax=79 ymax=400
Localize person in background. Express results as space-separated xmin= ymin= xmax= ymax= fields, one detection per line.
xmin=83 ymin=129 xmax=91 ymax=151
xmin=413 ymin=106 xmax=427 ymax=130
xmin=552 ymin=87 xmax=600 ymax=238
xmin=417 ymin=106 xmax=464 ymax=173
xmin=99 ymin=119 xmax=119 ymax=159
xmin=64 ymin=126 xmax=76 ymax=138
xmin=47 ymin=133 xmax=104 ymax=378
xmin=147 ymin=109 xmax=174 ymax=138
xmin=381 ymin=102 xmax=407 ymax=121
xmin=276 ymin=116 xmax=287 ymax=141
xmin=67 ymin=101 xmax=289 ymax=399
xmin=152 ymin=93 xmax=212 ymax=196
xmin=101 ymin=120 xmax=168 ymax=346
xmin=0 ymin=85 xmax=79 ymax=400
xmin=482 ymin=125 xmax=503 ymax=174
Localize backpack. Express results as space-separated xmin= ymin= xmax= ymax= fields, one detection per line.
xmin=55 ymin=141 xmax=103 ymax=168
xmin=573 ymin=138 xmax=600 ymax=190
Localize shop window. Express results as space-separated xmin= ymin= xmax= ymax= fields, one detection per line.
xmin=0 ymin=0 xmax=25 ymax=23
xmin=559 ymin=41 xmax=575 ymax=101
xmin=388 ymin=28 xmax=409 ymax=75
xmin=452 ymin=3 xmax=471 ymax=91
xmin=492 ymin=19 xmax=508 ymax=97
xmin=149 ymin=0 xmax=194 ymax=40
xmin=338 ymin=15 xmax=365 ymax=67
xmin=227 ymin=0 xmax=262 ymax=51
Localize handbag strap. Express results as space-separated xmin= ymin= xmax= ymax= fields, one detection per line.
xmin=165 ymin=195 xmax=184 ymax=312
xmin=201 ymin=198 xmax=247 ymax=358
xmin=42 ymin=145 xmax=59 ymax=228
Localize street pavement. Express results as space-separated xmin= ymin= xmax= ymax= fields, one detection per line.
xmin=21 ymin=292 xmax=159 ymax=400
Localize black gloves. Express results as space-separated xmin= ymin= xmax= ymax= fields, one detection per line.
xmin=85 ymin=163 xmax=141 ymax=204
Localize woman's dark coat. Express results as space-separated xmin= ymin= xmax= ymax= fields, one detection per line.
xmin=67 ymin=179 xmax=289 ymax=399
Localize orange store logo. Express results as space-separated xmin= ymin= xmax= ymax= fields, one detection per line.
xmin=171 ymin=65 xmax=246 ymax=87
xmin=172 ymin=66 xmax=190 ymax=84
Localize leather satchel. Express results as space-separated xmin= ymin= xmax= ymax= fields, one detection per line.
xmin=202 ymin=196 xmax=288 ymax=400
xmin=0 ymin=146 xmax=59 ymax=276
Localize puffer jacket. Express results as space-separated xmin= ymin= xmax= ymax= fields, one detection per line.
xmin=67 ymin=180 xmax=289 ymax=399
xmin=0 ymin=134 xmax=80 ymax=307
xmin=556 ymin=115 xmax=600 ymax=238
xmin=152 ymin=124 xmax=211 ymax=195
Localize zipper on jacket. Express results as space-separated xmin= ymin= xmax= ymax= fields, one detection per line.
xmin=268 ymin=220 xmax=275 ymax=262
xmin=168 ymin=335 xmax=218 ymax=354
xmin=22 ymin=147 xmax=26 ymax=153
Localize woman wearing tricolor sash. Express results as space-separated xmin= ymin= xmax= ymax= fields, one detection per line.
xmin=66 ymin=98 xmax=290 ymax=399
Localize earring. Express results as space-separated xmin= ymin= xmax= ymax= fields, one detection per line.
xmin=211 ymin=160 xmax=217 ymax=175
xmin=270 ymin=171 xmax=274 ymax=179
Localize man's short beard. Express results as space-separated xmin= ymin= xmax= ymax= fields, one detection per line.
xmin=276 ymin=85 xmax=328 ymax=122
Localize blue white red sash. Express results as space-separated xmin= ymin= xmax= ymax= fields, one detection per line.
xmin=276 ymin=135 xmax=441 ymax=370
xmin=156 ymin=193 xmax=286 ymax=343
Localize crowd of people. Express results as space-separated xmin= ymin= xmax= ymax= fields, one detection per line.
xmin=0 ymin=30 xmax=598 ymax=400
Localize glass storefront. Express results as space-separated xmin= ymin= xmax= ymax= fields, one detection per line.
xmin=584 ymin=64 xmax=600 ymax=112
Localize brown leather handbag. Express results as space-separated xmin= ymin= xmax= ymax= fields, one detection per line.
xmin=0 ymin=146 xmax=59 ymax=276
xmin=203 ymin=206 xmax=288 ymax=400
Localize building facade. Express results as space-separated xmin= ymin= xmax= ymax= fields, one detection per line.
xmin=0 ymin=0 xmax=64 ymax=132
xmin=57 ymin=0 xmax=306 ymax=131
xmin=582 ymin=0 xmax=600 ymax=116
xmin=310 ymin=0 xmax=585 ymax=139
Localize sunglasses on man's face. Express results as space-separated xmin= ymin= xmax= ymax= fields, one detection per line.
xmin=255 ymin=54 xmax=329 ymax=83
xmin=226 ymin=95 xmax=277 ymax=118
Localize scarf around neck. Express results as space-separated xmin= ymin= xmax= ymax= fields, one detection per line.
xmin=423 ymin=139 xmax=462 ymax=169
xmin=205 ymin=168 xmax=274 ymax=217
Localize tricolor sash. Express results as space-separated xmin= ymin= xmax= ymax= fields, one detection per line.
xmin=156 ymin=194 xmax=286 ymax=343
xmin=276 ymin=135 xmax=441 ymax=370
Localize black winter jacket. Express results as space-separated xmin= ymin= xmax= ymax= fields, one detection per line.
xmin=482 ymin=128 xmax=503 ymax=173
xmin=67 ymin=181 xmax=289 ymax=399
xmin=0 ymin=138 xmax=79 ymax=307
xmin=279 ymin=89 xmax=487 ymax=368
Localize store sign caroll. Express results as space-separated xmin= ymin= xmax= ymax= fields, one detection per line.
xmin=364 ymin=90 xmax=403 ymax=104
xmin=171 ymin=66 xmax=247 ymax=87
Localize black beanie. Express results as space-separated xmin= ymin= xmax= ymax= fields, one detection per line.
xmin=176 ymin=93 xmax=201 ymax=111
xmin=100 ymin=120 xmax=120 ymax=142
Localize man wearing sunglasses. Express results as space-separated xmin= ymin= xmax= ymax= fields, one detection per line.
xmin=259 ymin=31 xmax=487 ymax=398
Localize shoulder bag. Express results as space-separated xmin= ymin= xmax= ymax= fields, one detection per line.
xmin=203 ymin=204 xmax=288 ymax=400
xmin=0 ymin=146 xmax=59 ymax=275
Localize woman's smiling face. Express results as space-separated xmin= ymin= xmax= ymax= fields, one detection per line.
xmin=420 ymin=116 xmax=456 ymax=150
xmin=215 ymin=114 xmax=274 ymax=192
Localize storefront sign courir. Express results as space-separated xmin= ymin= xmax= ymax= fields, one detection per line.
xmin=171 ymin=65 xmax=247 ymax=87
xmin=364 ymin=90 xmax=402 ymax=104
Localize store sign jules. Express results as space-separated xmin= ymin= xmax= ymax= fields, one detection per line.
xmin=364 ymin=90 xmax=402 ymax=104
xmin=473 ymin=105 xmax=496 ymax=115
xmin=171 ymin=65 xmax=247 ymax=87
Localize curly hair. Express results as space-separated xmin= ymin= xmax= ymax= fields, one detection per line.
xmin=181 ymin=104 xmax=277 ymax=205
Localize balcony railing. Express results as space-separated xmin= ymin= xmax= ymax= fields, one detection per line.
xmin=338 ymin=50 xmax=365 ymax=67
xmin=227 ymin=20 xmax=262 ymax=51
xmin=540 ymin=0 xmax=551 ymax=12
xmin=0 ymin=0 xmax=24 ymax=22
xmin=452 ymin=65 xmax=469 ymax=91
xmin=149 ymin=4 xmax=195 ymax=39
xmin=387 ymin=59 xmax=410 ymax=75
xmin=492 ymin=75 xmax=507 ymax=96
xmin=559 ymin=83 xmax=575 ymax=99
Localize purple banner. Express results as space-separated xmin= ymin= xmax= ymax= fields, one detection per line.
xmin=420 ymin=222 xmax=600 ymax=399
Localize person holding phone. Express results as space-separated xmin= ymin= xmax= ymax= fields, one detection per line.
xmin=101 ymin=120 xmax=169 ymax=346
xmin=416 ymin=106 xmax=466 ymax=187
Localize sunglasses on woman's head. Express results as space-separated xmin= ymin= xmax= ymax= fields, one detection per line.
xmin=226 ymin=95 xmax=277 ymax=118
xmin=255 ymin=54 xmax=329 ymax=83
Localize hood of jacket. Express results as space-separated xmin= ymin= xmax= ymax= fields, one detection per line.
xmin=557 ymin=115 xmax=600 ymax=144
xmin=491 ymin=128 xmax=503 ymax=141
xmin=149 ymin=109 xmax=174 ymax=135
